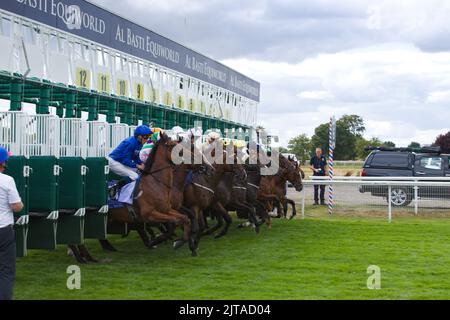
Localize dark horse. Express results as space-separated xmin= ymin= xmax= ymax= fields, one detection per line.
xmin=205 ymin=144 xmax=259 ymax=238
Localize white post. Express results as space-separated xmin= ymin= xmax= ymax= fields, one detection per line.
xmin=414 ymin=182 xmax=418 ymax=215
xmin=301 ymin=189 xmax=306 ymax=220
xmin=388 ymin=185 xmax=392 ymax=223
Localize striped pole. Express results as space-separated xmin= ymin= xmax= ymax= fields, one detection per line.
xmin=328 ymin=116 xmax=336 ymax=215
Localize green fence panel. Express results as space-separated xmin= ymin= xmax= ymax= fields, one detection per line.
xmin=28 ymin=156 xmax=59 ymax=212
xmin=27 ymin=156 xmax=59 ymax=250
xmin=84 ymin=157 xmax=109 ymax=240
xmin=58 ymin=157 xmax=86 ymax=210
xmin=57 ymin=157 xmax=86 ymax=245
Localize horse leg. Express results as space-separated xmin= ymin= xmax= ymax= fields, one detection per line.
xmin=235 ymin=201 xmax=259 ymax=234
xmin=77 ymin=244 xmax=98 ymax=263
xmin=276 ymin=200 xmax=285 ymax=218
xmin=141 ymin=210 xmax=186 ymax=247
xmin=180 ymin=206 xmax=199 ymax=256
xmin=135 ymin=222 xmax=151 ymax=248
xmin=283 ymin=199 xmax=289 ymax=218
xmin=287 ymin=198 xmax=297 ymax=220
xmin=204 ymin=208 xmax=223 ymax=236
xmin=68 ymin=245 xmax=88 ymax=264
xmin=144 ymin=223 xmax=157 ymax=241
xmin=211 ymin=202 xmax=231 ymax=239
xmin=148 ymin=222 xmax=176 ymax=248
xmin=165 ymin=209 xmax=191 ymax=251
xmin=99 ymin=239 xmax=117 ymax=252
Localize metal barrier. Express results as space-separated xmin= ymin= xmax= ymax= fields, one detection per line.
xmin=299 ymin=177 xmax=450 ymax=223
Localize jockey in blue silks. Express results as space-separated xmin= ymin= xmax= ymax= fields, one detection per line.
xmin=108 ymin=125 xmax=152 ymax=197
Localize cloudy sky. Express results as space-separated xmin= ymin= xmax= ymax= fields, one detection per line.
xmin=29 ymin=1 xmax=450 ymax=146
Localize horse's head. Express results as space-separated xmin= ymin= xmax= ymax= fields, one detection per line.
xmin=280 ymin=154 xmax=303 ymax=192
xmin=161 ymin=132 xmax=178 ymax=164
xmin=142 ymin=132 xmax=178 ymax=174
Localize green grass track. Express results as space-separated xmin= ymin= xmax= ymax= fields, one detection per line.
xmin=14 ymin=216 xmax=450 ymax=300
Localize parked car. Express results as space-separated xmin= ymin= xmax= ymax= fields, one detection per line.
xmin=359 ymin=147 xmax=450 ymax=206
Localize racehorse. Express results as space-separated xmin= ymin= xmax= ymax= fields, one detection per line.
xmin=205 ymin=144 xmax=259 ymax=237
xmin=258 ymin=152 xmax=303 ymax=226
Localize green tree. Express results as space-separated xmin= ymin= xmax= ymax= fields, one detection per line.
xmin=287 ymin=134 xmax=312 ymax=163
xmin=383 ymin=141 xmax=396 ymax=148
xmin=278 ymin=146 xmax=289 ymax=154
xmin=355 ymin=137 xmax=382 ymax=159
xmin=433 ymin=131 xmax=450 ymax=153
xmin=339 ymin=114 xmax=366 ymax=137
xmin=408 ymin=142 xmax=421 ymax=149
xmin=311 ymin=115 xmax=365 ymax=160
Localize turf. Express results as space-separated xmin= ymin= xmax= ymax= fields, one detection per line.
xmin=14 ymin=215 xmax=450 ymax=300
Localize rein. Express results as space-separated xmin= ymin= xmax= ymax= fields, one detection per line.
xmin=193 ymin=182 xmax=215 ymax=194
xmin=146 ymin=164 xmax=174 ymax=189
xmin=247 ymin=182 xmax=260 ymax=190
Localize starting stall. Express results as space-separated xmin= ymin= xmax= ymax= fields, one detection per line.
xmin=0 ymin=0 xmax=260 ymax=257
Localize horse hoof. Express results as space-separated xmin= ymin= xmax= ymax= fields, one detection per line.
xmin=191 ymin=251 xmax=198 ymax=257
xmin=173 ymin=240 xmax=185 ymax=250
xmin=76 ymin=257 xmax=88 ymax=264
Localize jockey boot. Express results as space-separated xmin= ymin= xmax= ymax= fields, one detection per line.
xmin=108 ymin=179 xmax=129 ymax=199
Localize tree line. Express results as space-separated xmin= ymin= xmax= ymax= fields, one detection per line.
xmin=281 ymin=115 xmax=450 ymax=163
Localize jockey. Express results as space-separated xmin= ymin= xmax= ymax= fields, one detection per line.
xmin=108 ymin=125 xmax=152 ymax=197
xmin=202 ymin=130 xmax=221 ymax=153
xmin=139 ymin=127 xmax=163 ymax=163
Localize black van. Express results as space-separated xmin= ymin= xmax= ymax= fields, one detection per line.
xmin=359 ymin=147 xmax=450 ymax=206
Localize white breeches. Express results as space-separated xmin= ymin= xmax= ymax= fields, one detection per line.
xmin=108 ymin=157 xmax=139 ymax=181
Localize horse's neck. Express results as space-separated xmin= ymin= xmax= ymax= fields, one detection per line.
xmin=247 ymin=170 xmax=261 ymax=185
xmin=274 ymin=167 xmax=288 ymax=184
xmin=145 ymin=148 xmax=173 ymax=184
xmin=210 ymin=164 xmax=229 ymax=187
xmin=173 ymin=165 xmax=188 ymax=189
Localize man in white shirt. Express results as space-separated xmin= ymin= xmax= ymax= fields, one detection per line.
xmin=0 ymin=147 xmax=24 ymax=300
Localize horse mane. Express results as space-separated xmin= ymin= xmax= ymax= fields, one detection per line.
xmin=141 ymin=132 xmax=168 ymax=175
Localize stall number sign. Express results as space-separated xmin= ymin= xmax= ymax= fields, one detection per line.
xmin=188 ymin=98 xmax=195 ymax=112
xmin=134 ymin=83 xmax=144 ymax=101
xmin=164 ymin=92 xmax=172 ymax=106
xmin=97 ymin=73 xmax=110 ymax=93
xmin=176 ymin=95 xmax=184 ymax=109
xmin=76 ymin=68 xmax=91 ymax=88
xmin=116 ymin=79 xmax=128 ymax=97
xmin=200 ymin=101 xmax=206 ymax=114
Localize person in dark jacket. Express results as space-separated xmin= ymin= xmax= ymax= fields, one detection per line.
xmin=310 ymin=147 xmax=327 ymax=205
xmin=108 ymin=125 xmax=152 ymax=197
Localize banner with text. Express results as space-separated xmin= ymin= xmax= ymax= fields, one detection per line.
xmin=0 ymin=0 xmax=260 ymax=101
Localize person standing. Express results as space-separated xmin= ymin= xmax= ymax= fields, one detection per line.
xmin=0 ymin=147 xmax=24 ymax=300
xmin=310 ymin=147 xmax=327 ymax=205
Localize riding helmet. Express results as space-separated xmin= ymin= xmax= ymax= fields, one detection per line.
xmin=134 ymin=125 xmax=152 ymax=137
xmin=0 ymin=146 xmax=10 ymax=163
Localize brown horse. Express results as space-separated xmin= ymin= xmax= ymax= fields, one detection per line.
xmin=258 ymin=152 xmax=303 ymax=226
xmin=279 ymin=156 xmax=306 ymax=219
xmin=204 ymin=145 xmax=259 ymax=238
xmin=99 ymin=133 xmax=196 ymax=255
xmin=182 ymin=141 xmax=245 ymax=244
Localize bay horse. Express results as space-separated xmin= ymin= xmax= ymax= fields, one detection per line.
xmin=205 ymin=144 xmax=259 ymax=238
xmin=258 ymin=152 xmax=303 ymax=226
xmin=99 ymin=133 xmax=196 ymax=255
xmin=182 ymin=140 xmax=246 ymax=244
